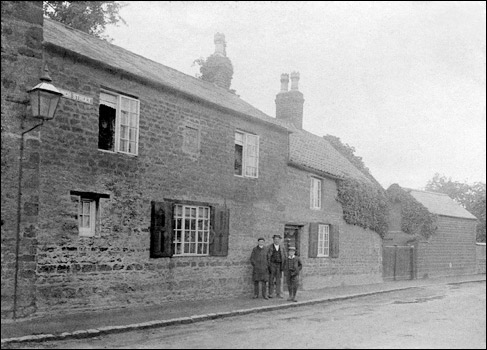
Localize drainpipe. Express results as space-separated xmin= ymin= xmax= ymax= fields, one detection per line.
xmin=13 ymin=119 xmax=44 ymax=320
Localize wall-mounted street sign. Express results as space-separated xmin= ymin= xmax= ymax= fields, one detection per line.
xmin=58 ymin=88 xmax=93 ymax=105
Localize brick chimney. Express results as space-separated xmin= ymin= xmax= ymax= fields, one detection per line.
xmin=275 ymin=71 xmax=304 ymax=129
xmin=199 ymin=33 xmax=234 ymax=90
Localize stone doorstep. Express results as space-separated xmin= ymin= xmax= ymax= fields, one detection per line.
xmin=1 ymin=279 xmax=485 ymax=346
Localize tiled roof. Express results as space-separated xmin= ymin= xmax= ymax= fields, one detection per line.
xmin=43 ymin=19 xmax=282 ymax=128
xmin=288 ymin=126 xmax=373 ymax=183
xmin=406 ymin=189 xmax=477 ymax=220
xmin=43 ymin=19 xmax=373 ymax=184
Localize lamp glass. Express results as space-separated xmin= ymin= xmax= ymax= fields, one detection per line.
xmin=28 ymin=86 xmax=62 ymax=120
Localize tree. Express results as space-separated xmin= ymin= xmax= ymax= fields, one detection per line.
xmin=43 ymin=1 xmax=126 ymax=40
xmin=426 ymin=173 xmax=486 ymax=242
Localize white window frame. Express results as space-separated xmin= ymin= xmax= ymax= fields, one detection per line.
xmin=173 ymin=204 xmax=211 ymax=256
xmin=310 ymin=177 xmax=322 ymax=209
xmin=78 ymin=198 xmax=97 ymax=237
xmin=235 ymin=130 xmax=259 ymax=178
xmin=317 ymin=224 xmax=330 ymax=257
xmin=99 ymin=90 xmax=140 ymax=156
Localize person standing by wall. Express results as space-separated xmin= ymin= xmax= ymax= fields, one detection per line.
xmin=284 ymin=246 xmax=302 ymax=302
xmin=267 ymin=234 xmax=285 ymax=298
xmin=250 ymin=238 xmax=269 ymax=299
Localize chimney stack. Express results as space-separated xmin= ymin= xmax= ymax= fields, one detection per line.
xmin=275 ymin=71 xmax=304 ymax=129
xmin=199 ymin=33 xmax=234 ymax=89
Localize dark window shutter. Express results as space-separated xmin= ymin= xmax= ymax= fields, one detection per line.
xmin=150 ymin=201 xmax=174 ymax=258
xmin=308 ymin=223 xmax=319 ymax=258
xmin=70 ymin=195 xmax=80 ymax=234
xmin=330 ymin=224 xmax=340 ymax=258
xmin=209 ymin=206 xmax=230 ymax=256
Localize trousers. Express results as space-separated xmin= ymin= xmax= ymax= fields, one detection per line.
xmin=269 ymin=263 xmax=282 ymax=296
xmin=254 ymin=281 xmax=267 ymax=297
xmin=286 ymin=273 xmax=299 ymax=298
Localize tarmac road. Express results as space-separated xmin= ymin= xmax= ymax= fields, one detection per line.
xmin=5 ymin=281 xmax=486 ymax=349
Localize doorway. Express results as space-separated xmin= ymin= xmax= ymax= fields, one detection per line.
xmin=283 ymin=225 xmax=301 ymax=256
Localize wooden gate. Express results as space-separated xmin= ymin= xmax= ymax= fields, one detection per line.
xmin=383 ymin=245 xmax=415 ymax=281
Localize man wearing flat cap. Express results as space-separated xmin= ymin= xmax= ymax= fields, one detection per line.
xmin=283 ymin=246 xmax=302 ymax=302
xmin=267 ymin=234 xmax=286 ymax=298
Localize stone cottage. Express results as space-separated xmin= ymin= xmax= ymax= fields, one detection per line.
xmin=1 ymin=1 xmax=383 ymax=319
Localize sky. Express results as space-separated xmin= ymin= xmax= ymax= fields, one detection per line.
xmin=104 ymin=1 xmax=486 ymax=190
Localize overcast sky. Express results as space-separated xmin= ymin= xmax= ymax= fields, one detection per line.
xmin=104 ymin=1 xmax=486 ymax=190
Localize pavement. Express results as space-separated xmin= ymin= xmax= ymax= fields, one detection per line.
xmin=1 ymin=273 xmax=485 ymax=346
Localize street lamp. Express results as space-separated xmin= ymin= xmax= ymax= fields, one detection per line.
xmin=27 ymin=65 xmax=63 ymax=120
xmin=13 ymin=64 xmax=62 ymax=320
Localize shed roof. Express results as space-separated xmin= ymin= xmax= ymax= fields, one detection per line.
xmin=406 ymin=189 xmax=477 ymax=220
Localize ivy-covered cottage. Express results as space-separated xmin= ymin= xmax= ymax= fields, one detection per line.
xmin=385 ymin=185 xmax=478 ymax=279
xmin=2 ymin=1 xmax=386 ymax=319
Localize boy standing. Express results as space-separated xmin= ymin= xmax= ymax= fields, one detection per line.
xmin=283 ymin=246 xmax=302 ymax=302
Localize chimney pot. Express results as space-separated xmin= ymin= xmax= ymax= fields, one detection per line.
xmin=214 ymin=32 xmax=226 ymax=56
xmin=290 ymin=71 xmax=300 ymax=90
xmin=280 ymin=73 xmax=289 ymax=92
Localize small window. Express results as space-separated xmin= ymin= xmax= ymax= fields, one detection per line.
xmin=78 ymin=198 xmax=97 ymax=237
xmin=235 ymin=131 xmax=259 ymax=178
xmin=310 ymin=177 xmax=322 ymax=209
xmin=98 ymin=91 xmax=140 ymax=155
xmin=173 ymin=204 xmax=211 ymax=256
xmin=317 ymin=224 xmax=329 ymax=257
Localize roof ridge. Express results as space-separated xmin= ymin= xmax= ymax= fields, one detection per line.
xmin=44 ymin=18 xmax=242 ymax=98
xmin=405 ymin=188 xmax=450 ymax=196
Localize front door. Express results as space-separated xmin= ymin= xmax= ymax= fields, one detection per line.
xmin=283 ymin=225 xmax=301 ymax=291
xmin=284 ymin=225 xmax=301 ymax=256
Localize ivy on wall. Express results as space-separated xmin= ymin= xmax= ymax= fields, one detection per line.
xmin=336 ymin=177 xmax=390 ymax=238
xmin=386 ymin=184 xmax=438 ymax=239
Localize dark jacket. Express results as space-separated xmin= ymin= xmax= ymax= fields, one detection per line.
xmin=250 ymin=245 xmax=269 ymax=281
xmin=266 ymin=243 xmax=286 ymax=270
xmin=283 ymin=255 xmax=302 ymax=277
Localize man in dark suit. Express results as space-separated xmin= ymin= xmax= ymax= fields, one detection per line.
xmin=267 ymin=234 xmax=286 ymax=298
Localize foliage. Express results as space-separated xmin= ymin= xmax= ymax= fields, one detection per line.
xmin=387 ymin=184 xmax=438 ymax=239
xmin=43 ymin=1 xmax=126 ymax=40
xmin=193 ymin=55 xmax=234 ymax=89
xmin=336 ymin=177 xmax=390 ymax=238
xmin=323 ymin=135 xmax=380 ymax=186
xmin=426 ymin=173 xmax=486 ymax=242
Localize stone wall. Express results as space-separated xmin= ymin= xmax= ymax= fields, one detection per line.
xmin=1 ymin=1 xmax=44 ymax=319
xmin=280 ymin=166 xmax=383 ymax=290
xmin=28 ymin=43 xmax=290 ymax=315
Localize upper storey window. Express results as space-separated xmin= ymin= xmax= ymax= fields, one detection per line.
xmin=235 ymin=131 xmax=259 ymax=178
xmin=98 ymin=91 xmax=140 ymax=156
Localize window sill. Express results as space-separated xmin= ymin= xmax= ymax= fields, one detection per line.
xmin=98 ymin=149 xmax=138 ymax=157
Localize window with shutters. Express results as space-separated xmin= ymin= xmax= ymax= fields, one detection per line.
xmin=309 ymin=222 xmax=339 ymax=258
xmin=98 ymin=91 xmax=140 ymax=155
xmin=173 ymin=204 xmax=210 ymax=256
xmin=150 ymin=200 xmax=230 ymax=258
xmin=317 ymin=224 xmax=329 ymax=257
xmin=310 ymin=177 xmax=322 ymax=209
xmin=234 ymin=130 xmax=259 ymax=178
